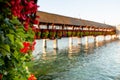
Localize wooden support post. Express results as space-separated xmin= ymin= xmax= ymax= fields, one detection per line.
xmin=95 ymin=40 xmax=99 ymax=47
xmin=85 ymin=39 xmax=88 ymax=50
xmin=104 ymin=35 xmax=106 ymax=41
xmin=43 ymin=39 xmax=47 ymax=48
xmin=43 ymin=47 xmax=47 ymax=54
xmin=111 ymin=35 xmax=112 ymax=40
xmin=42 ymin=48 xmax=47 ymax=60
xmin=85 ymin=36 xmax=88 ymax=42
xmin=94 ymin=36 xmax=96 ymax=42
xmin=53 ymin=39 xmax=58 ymax=49
xmin=78 ymin=37 xmax=81 ymax=45
xmin=69 ymin=37 xmax=73 ymax=48
xmin=47 ymin=24 xmax=49 ymax=29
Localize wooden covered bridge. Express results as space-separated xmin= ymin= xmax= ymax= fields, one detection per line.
xmin=35 ymin=11 xmax=116 ymax=49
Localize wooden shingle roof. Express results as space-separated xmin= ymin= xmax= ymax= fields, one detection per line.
xmin=36 ymin=11 xmax=115 ymax=29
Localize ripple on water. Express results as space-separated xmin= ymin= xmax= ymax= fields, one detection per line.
xmin=31 ymin=39 xmax=120 ymax=80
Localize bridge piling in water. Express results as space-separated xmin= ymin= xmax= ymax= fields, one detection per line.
xmin=43 ymin=39 xmax=47 ymax=48
xmin=78 ymin=37 xmax=81 ymax=45
xmin=69 ymin=37 xmax=73 ymax=47
xmin=53 ymin=39 xmax=58 ymax=49
xmin=85 ymin=36 xmax=88 ymax=42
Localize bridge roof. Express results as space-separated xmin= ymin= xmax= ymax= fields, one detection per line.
xmin=36 ymin=11 xmax=115 ymax=29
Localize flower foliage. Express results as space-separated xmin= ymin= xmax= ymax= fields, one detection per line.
xmin=0 ymin=0 xmax=39 ymax=80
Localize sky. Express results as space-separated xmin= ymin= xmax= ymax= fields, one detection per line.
xmin=37 ymin=0 xmax=120 ymax=26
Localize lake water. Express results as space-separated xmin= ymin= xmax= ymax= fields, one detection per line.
xmin=30 ymin=35 xmax=120 ymax=80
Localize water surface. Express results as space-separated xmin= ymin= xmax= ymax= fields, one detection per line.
xmin=30 ymin=36 xmax=120 ymax=80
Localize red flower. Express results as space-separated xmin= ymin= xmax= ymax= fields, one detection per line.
xmin=10 ymin=0 xmax=15 ymax=5
xmin=28 ymin=74 xmax=37 ymax=80
xmin=36 ymin=16 xmax=40 ymax=18
xmin=33 ymin=20 xmax=39 ymax=24
xmin=20 ymin=42 xmax=30 ymax=53
xmin=20 ymin=13 xmax=27 ymax=21
xmin=24 ymin=22 xmax=29 ymax=31
xmin=20 ymin=47 xmax=29 ymax=53
xmin=32 ymin=26 xmax=36 ymax=32
xmin=0 ymin=74 xmax=3 ymax=80
xmin=31 ymin=41 xmax=36 ymax=51
xmin=34 ymin=35 xmax=37 ymax=39
xmin=27 ymin=1 xmax=35 ymax=9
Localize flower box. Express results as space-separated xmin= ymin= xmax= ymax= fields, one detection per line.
xmin=49 ymin=29 xmax=56 ymax=40
xmin=67 ymin=30 xmax=72 ymax=37
xmin=41 ymin=29 xmax=49 ymax=39
xmin=84 ymin=31 xmax=89 ymax=36
xmin=72 ymin=30 xmax=77 ymax=37
xmin=35 ymin=29 xmax=41 ymax=39
xmin=80 ymin=31 xmax=84 ymax=37
xmin=62 ymin=30 xmax=68 ymax=37
xmin=56 ymin=30 xmax=62 ymax=39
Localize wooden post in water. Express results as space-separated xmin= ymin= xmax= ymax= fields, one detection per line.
xmin=85 ymin=36 xmax=88 ymax=42
xmin=69 ymin=37 xmax=73 ymax=48
xmin=43 ymin=47 xmax=47 ymax=54
xmin=78 ymin=37 xmax=81 ymax=45
xmin=111 ymin=35 xmax=113 ymax=39
xmin=94 ymin=36 xmax=96 ymax=42
xmin=95 ymin=36 xmax=99 ymax=47
xmin=111 ymin=34 xmax=112 ymax=40
xmin=104 ymin=35 xmax=106 ymax=41
xmin=85 ymin=38 xmax=88 ymax=49
xmin=43 ymin=39 xmax=47 ymax=48
xmin=53 ymin=49 xmax=57 ymax=55
xmin=53 ymin=39 xmax=58 ymax=49
xmin=42 ymin=47 xmax=47 ymax=60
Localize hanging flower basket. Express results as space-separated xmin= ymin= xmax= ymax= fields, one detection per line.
xmin=72 ymin=30 xmax=77 ymax=37
xmin=67 ymin=30 xmax=72 ymax=37
xmin=80 ymin=31 xmax=84 ymax=37
xmin=94 ymin=31 xmax=98 ymax=36
xmin=41 ymin=29 xmax=49 ymax=39
xmin=35 ymin=29 xmax=41 ymax=39
xmin=77 ymin=30 xmax=81 ymax=37
xmin=89 ymin=31 xmax=92 ymax=36
xmin=82 ymin=30 xmax=86 ymax=36
xmin=49 ymin=29 xmax=56 ymax=40
xmin=56 ymin=30 xmax=62 ymax=39
xmin=85 ymin=31 xmax=89 ymax=36
xmin=62 ymin=30 xmax=68 ymax=37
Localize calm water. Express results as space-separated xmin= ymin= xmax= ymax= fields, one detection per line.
xmin=30 ymin=36 xmax=120 ymax=80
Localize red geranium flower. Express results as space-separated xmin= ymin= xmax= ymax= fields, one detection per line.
xmin=32 ymin=26 xmax=36 ymax=32
xmin=28 ymin=74 xmax=37 ymax=80
xmin=33 ymin=20 xmax=39 ymax=24
xmin=24 ymin=22 xmax=29 ymax=31
xmin=31 ymin=41 xmax=36 ymax=51
xmin=20 ymin=42 xmax=30 ymax=53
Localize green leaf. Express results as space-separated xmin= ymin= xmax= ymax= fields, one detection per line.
xmin=0 ymin=44 xmax=10 ymax=56
xmin=15 ymin=40 xmax=24 ymax=49
xmin=4 ymin=44 xmax=10 ymax=52
xmin=6 ymin=34 xmax=14 ymax=44
xmin=10 ymin=17 xmax=21 ymax=25
xmin=0 ymin=58 xmax=4 ymax=66
xmin=0 ymin=34 xmax=5 ymax=43
xmin=16 ymin=31 xmax=26 ymax=39
xmin=13 ymin=50 xmax=19 ymax=61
